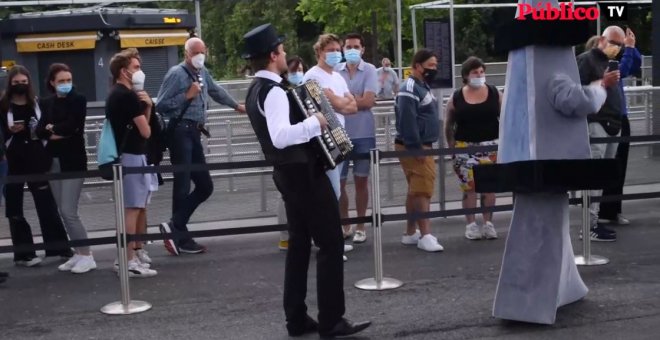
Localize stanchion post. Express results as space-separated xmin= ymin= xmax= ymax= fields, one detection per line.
xmin=226 ymin=119 xmax=235 ymax=192
xmin=101 ymin=164 xmax=152 ymax=315
xmin=355 ymin=148 xmax=403 ymax=290
xmin=385 ymin=115 xmax=393 ymax=201
xmin=260 ymin=165 xmax=267 ymax=212
xmin=575 ymin=190 xmax=609 ymax=266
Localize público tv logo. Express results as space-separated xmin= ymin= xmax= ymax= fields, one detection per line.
xmin=516 ymin=2 xmax=628 ymax=21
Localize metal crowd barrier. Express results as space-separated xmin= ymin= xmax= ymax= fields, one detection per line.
xmin=2 ymin=134 xmax=660 ymax=312
xmin=77 ymin=85 xmax=657 ymax=217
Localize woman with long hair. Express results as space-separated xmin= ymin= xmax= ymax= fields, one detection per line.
xmin=0 ymin=65 xmax=71 ymax=267
xmin=38 ymin=63 xmax=96 ymax=273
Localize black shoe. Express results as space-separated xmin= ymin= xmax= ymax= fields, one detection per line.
xmin=178 ymin=240 xmax=207 ymax=254
xmin=596 ymin=224 xmax=616 ymax=236
xmin=287 ymin=315 xmax=319 ymax=337
xmin=0 ymin=272 xmax=8 ymax=283
xmin=320 ymin=318 xmax=371 ymax=338
xmin=590 ymin=227 xmax=617 ymax=242
xmin=159 ymin=222 xmax=179 ymax=256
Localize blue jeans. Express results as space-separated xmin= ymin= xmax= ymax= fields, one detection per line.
xmin=169 ymin=121 xmax=213 ymax=246
xmin=0 ymin=159 xmax=7 ymax=205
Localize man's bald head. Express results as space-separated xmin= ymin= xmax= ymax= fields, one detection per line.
xmin=602 ymin=26 xmax=625 ymax=43
xmin=184 ymin=37 xmax=207 ymax=67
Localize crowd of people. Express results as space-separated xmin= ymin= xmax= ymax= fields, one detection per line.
xmin=0 ymin=24 xmax=643 ymax=321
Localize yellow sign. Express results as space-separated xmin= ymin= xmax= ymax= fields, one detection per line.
xmin=402 ymin=67 xmax=413 ymax=80
xmin=119 ymin=29 xmax=190 ymax=48
xmin=163 ymin=17 xmax=182 ymax=24
xmin=16 ymin=31 xmax=97 ymax=53
xmin=2 ymin=60 xmax=16 ymax=68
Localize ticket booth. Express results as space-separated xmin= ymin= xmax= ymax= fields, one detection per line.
xmin=0 ymin=7 xmax=196 ymax=103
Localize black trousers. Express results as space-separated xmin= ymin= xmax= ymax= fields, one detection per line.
xmin=599 ymin=115 xmax=630 ymax=220
xmin=273 ymin=162 xmax=345 ymax=333
xmin=5 ymin=179 xmax=70 ymax=261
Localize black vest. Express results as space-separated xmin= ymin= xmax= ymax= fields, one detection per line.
xmin=245 ymin=77 xmax=317 ymax=166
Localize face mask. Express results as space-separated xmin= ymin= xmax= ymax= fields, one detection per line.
xmin=191 ymin=54 xmax=206 ymax=69
xmin=56 ymin=83 xmax=73 ymax=95
xmin=615 ymin=47 xmax=625 ymax=61
xmin=468 ymin=76 xmax=486 ymax=88
xmin=422 ymin=68 xmax=437 ymax=84
xmin=383 ymin=66 xmax=391 ymax=71
xmin=287 ymin=72 xmax=304 ymax=86
xmin=11 ymin=83 xmax=29 ymax=95
xmin=603 ymin=45 xmax=621 ymax=60
xmin=325 ymin=51 xmax=342 ymax=67
xmin=130 ymin=70 xmax=146 ymax=91
xmin=344 ymin=49 xmax=361 ymax=65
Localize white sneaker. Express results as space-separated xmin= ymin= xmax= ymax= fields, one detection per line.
xmin=71 ymin=255 xmax=97 ymax=274
xmin=483 ymin=221 xmax=498 ymax=239
xmin=465 ymin=222 xmax=482 ymax=240
xmin=417 ymin=234 xmax=444 ymax=252
xmin=15 ymin=257 xmax=42 ymax=267
xmin=353 ymin=230 xmax=367 ymax=243
xmin=344 ymin=244 xmax=354 ymax=253
xmin=401 ymin=230 xmax=421 ymax=245
xmin=127 ymin=259 xmax=157 ymax=278
xmin=136 ymin=249 xmax=152 ymax=264
xmin=343 ymin=255 xmax=348 ymax=262
xmin=58 ymin=254 xmax=82 ymax=272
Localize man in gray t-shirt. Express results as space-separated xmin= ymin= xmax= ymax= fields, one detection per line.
xmin=376 ymin=58 xmax=399 ymax=100
xmin=335 ymin=33 xmax=378 ymax=244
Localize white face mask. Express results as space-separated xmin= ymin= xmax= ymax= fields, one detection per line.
xmin=468 ymin=76 xmax=486 ymax=88
xmin=131 ymin=70 xmax=146 ymax=91
xmin=191 ymin=53 xmax=205 ymax=69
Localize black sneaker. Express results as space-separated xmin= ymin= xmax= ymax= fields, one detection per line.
xmin=0 ymin=272 xmax=7 ymax=284
xmin=590 ymin=227 xmax=617 ymax=242
xmin=178 ymin=241 xmax=207 ymax=254
xmin=159 ymin=222 xmax=179 ymax=256
xmin=595 ymin=224 xmax=616 ymax=236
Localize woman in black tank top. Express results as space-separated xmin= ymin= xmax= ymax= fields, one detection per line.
xmin=444 ymin=57 xmax=502 ymax=241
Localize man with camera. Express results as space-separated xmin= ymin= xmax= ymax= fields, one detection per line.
xmin=576 ymin=26 xmax=625 ymax=242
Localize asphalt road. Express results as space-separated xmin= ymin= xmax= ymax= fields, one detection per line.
xmin=1 ymin=197 xmax=659 ymax=340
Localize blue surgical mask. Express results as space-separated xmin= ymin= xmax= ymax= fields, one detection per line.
xmin=56 ymin=83 xmax=73 ymax=95
xmin=287 ymin=72 xmax=304 ymax=85
xmin=325 ymin=51 xmax=342 ymax=67
xmin=344 ymin=49 xmax=362 ymax=65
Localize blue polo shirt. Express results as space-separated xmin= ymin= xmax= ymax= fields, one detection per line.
xmin=336 ymin=60 xmax=379 ymax=139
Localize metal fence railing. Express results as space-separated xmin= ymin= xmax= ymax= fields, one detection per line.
xmin=79 ymin=86 xmax=658 ymax=212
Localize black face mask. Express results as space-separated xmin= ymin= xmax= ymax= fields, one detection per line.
xmin=422 ymin=68 xmax=438 ymax=84
xmin=11 ymin=83 xmax=29 ymax=95
xmin=615 ymin=47 xmax=625 ymax=61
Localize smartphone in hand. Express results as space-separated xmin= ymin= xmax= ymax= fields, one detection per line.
xmin=608 ymin=60 xmax=619 ymax=71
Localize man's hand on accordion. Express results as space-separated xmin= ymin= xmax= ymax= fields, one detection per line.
xmin=312 ymin=112 xmax=328 ymax=130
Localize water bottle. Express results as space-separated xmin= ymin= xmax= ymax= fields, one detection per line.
xmin=29 ymin=117 xmax=38 ymax=140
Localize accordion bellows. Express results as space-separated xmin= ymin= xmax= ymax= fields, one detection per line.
xmin=289 ymin=80 xmax=353 ymax=169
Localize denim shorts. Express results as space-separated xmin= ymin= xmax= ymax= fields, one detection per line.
xmin=340 ymin=137 xmax=376 ymax=180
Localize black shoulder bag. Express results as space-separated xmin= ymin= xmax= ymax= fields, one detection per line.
xmin=164 ymin=65 xmax=200 ymax=148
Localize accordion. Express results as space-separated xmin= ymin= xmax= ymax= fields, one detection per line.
xmin=288 ymin=80 xmax=353 ymax=169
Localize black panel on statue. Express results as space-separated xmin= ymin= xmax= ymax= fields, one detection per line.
xmin=423 ymin=19 xmax=453 ymax=89
xmin=473 ymin=159 xmax=621 ymax=193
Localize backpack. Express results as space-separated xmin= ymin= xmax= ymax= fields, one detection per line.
xmin=97 ymin=119 xmax=131 ymax=180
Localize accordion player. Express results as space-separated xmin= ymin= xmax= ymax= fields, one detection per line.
xmin=288 ymin=79 xmax=353 ymax=169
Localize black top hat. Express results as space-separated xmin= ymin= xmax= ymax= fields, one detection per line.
xmin=495 ymin=17 xmax=591 ymax=53
xmin=242 ymin=23 xmax=285 ymax=59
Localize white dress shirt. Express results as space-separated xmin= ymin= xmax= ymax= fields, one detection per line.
xmin=255 ymin=70 xmax=322 ymax=149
